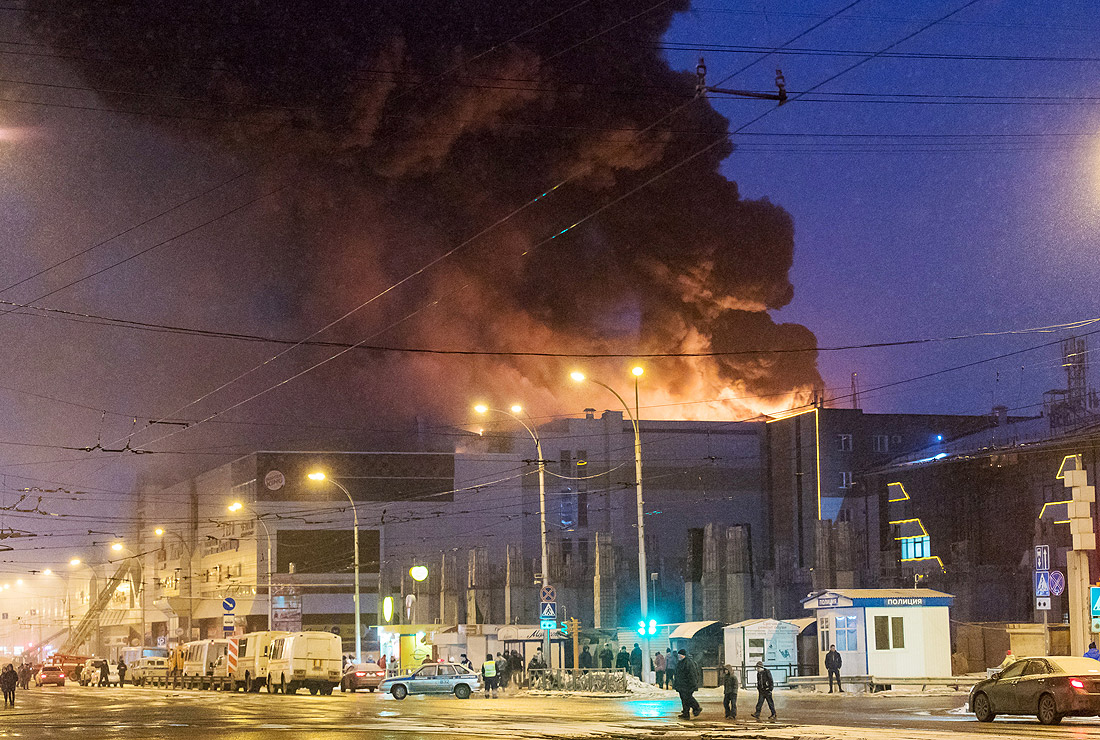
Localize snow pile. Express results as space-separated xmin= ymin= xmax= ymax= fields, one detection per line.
xmin=625 ymin=676 xmax=677 ymax=696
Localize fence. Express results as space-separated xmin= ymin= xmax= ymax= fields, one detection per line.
xmin=528 ymin=668 xmax=629 ymax=693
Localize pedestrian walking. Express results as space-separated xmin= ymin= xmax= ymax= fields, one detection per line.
xmin=17 ymin=664 xmax=29 ymax=690
xmin=117 ymin=658 xmax=127 ymax=686
xmin=664 ymin=648 xmax=678 ymax=689
xmin=630 ymin=643 xmax=643 ymax=679
xmin=495 ymin=652 xmax=509 ymax=692
xmin=99 ymin=660 xmax=109 ymax=687
xmin=599 ymin=644 xmax=613 ymax=669
xmin=1086 ymin=642 xmax=1100 ymax=661
xmin=751 ymin=661 xmax=776 ymax=720
xmin=0 ymin=664 xmax=16 ymax=707
xmin=510 ymin=651 xmax=524 ymax=687
xmin=615 ymin=646 xmax=630 ymax=671
xmin=653 ymin=650 xmax=666 ymax=688
xmin=482 ymin=653 xmax=499 ymax=698
xmin=825 ymin=644 xmax=843 ymax=692
xmin=579 ymin=645 xmax=593 ymax=671
xmin=722 ymin=664 xmax=739 ymax=719
xmin=672 ymin=649 xmax=701 ymax=718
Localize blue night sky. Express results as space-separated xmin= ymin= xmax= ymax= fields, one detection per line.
xmin=665 ymin=0 xmax=1100 ymax=417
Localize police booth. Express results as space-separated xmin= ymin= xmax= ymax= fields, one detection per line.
xmin=802 ymin=589 xmax=954 ymax=678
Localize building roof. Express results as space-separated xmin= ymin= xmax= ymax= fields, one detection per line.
xmin=668 ymin=621 xmax=723 ymax=639
xmin=802 ymin=588 xmax=952 ymax=602
xmin=724 ymin=618 xmax=800 ymax=631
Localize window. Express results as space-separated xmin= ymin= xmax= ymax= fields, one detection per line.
xmin=835 ymin=615 xmax=857 ymax=651
xmin=417 ymin=665 xmax=438 ymax=678
xmin=998 ymin=661 xmax=1027 ymax=680
xmin=438 ymin=664 xmax=456 ymax=675
xmin=818 ymin=616 xmax=831 ymax=651
xmin=892 ymin=435 xmax=903 ymax=445
xmin=840 ymin=472 xmax=853 ymax=489
xmin=901 ymin=536 xmax=931 ymax=560
xmin=836 ymin=434 xmax=852 ymax=452
xmin=1022 ymin=660 xmax=1049 ymax=676
xmin=874 ymin=615 xmax=906 ymax=650
xmin=873 ymin=434 xmax=889 ymax=453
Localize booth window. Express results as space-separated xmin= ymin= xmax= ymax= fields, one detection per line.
xmin=874 ymin=615 xmax=906 ymax=650
xmin=835 ymin=615 xmax=857 ymax=651
xmin=818 ymin=616 xmax=831 ymax=651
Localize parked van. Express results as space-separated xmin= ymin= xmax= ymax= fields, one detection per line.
xmin=181 ymin=639 xmax=229 ymax=677
xmin=266 ymin=631 xmax=341 ymax=695
xmin=130 ymin=656 xmax=169 ymax=685
xmin=233 ymin=631 xmax=288 ymax=692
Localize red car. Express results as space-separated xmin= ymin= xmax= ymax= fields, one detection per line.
xmin=35 ymin=665 xmax=66 ymax=686
xmin=341 ymin=662 xmax=386 ymax=692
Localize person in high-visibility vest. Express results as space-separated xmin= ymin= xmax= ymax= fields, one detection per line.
xmin=481 ymin=653 xmax=498 ymax=698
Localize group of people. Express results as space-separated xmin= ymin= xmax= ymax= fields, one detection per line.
xmin=477 ymin=650 xmax=525 ymax=697
xmin=671 ymin=652 xmax=777 ymax=721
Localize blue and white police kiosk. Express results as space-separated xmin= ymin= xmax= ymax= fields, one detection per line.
xmin=802 ymin=589 xmax=954 ymax=678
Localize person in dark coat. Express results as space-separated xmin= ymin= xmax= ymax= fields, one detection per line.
xmin=0 ymin=664 xmax=16 ymax=707
xmin=751 ymin=661 xmax=776 ymax=720
xmin=672 ymin=649 xmax=701 ymax=718
xmin=579 ymin=646 xmax=593 ymax=670
xmin=117 ymin=658 xmax=127 ymax=686
xmin=825 ymin=644 xmax=843 ymax=693
xmin=509 ymin=651 xmax=524 ymax=687
xmin=99 ymin=660 xmax=109 ymax=687
xmin=664 ymin=648 xmax=678 ymax=689
xmin=722 ymin=664 xmax=739 ymax=718
xmin=629 ymin=643 xmax=643 ymax=678
xmin=615 ymin=646 xmax=630 ymax=670
xmin=17 ymin=664 xmax=29 ymax=690
xmin=599 ymin=644 xmax=613 ymax=669
xmin=495 ymin=652 xmax=509 ymax=692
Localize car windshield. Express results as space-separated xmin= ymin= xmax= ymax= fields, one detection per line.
xmin=1048 ymin=657 xmax=1100 ymax=675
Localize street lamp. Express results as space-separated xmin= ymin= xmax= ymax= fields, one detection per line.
xmin=226 ymin=503 xmax=273 ymax=631
xmin=110 ymin=543 xmax=147 ymax=649
xmin=571 ymin=366 xmax=652 ymax=682
xmin=307 ymin=471 xmax=362 ymax=663
xmin=154 ymin=526 xmax=196 ymax=641
xmin=474 ymin=402 xmax=551 ymax=663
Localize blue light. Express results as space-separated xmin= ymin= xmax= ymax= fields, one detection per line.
xmin=935 ymin=434 xmax=943 ymax=442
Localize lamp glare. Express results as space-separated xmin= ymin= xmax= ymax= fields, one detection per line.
xmin=570 ymin=371 xmax=585 ymax=382
xmin=510 ymin=404 xmax=522 ymax=414
xmin=632 ymin=366 xmax=644 ymax=377
xmin=307 ymin=472 xmax=326 ymax=481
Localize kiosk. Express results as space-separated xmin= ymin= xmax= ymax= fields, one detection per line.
xmin=802 ymin=589 xmax=954 ymax=678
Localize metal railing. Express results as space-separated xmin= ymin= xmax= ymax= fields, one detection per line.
xmin=527 ymin=668 xmax=629 ymax=693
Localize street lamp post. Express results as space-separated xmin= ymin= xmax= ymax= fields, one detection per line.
xmin=307 ymin=472 xmax=362 ymax=664
xmin=227 ymin=504 xmax=273 ymax=631
xmin=474 ymin=403 xmax=551 ymax=664
xmin=154 ymin=528 xmax=196 ymax=641
xmin=571 ymin=367 xmax=652 ymax=683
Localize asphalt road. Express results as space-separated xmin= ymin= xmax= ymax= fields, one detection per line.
xmin=3 ymin=683 xmax=1100 ymax=739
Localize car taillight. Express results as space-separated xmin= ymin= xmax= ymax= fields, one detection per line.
xmin=355 ymin=672 xmax=366 ymax=677
xmin=59 ymin=674 xmax=64 ymax=679
xmin=1070 ymin=678 xmax=1086 ymax=691
xmin=376 ymin=672 xmax=385 ymax=676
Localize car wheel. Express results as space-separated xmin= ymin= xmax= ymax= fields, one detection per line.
xmin=281 ymin=676 xmax=290 ymax=695
xmin=972 ymin=692 xmax=995 ymax=722
xmin=309 ymin=686 xmax=319 ymax=695
xmin=321 ymin=685 xmax=333 ymax=696
xmin=368 ymin=687 xmax=376 ymax=693
xmin=391 ymin=684 xmax=408 ymax=700
xmin=455 ymin=683 xmax=471 ymax=699
xmin=1038 ymin=693 xmax=1062 ymax=725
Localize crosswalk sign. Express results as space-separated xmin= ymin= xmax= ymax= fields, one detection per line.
xmin=1091 ymin=587 xmax=1100 ymax=617
xmin=540 ymin=601 xmax=557 ymax=619
xmin=1035 ymin=571 xmax=1050 ymax=598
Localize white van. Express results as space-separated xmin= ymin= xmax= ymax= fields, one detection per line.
xmin=130 ymin=656 xmax=168 ymax=685
xmin=181 ymin=639 xmax=229 ymax=677
xmin=266 ymin=631 xmax=342 ymax=695
xmin=233 ymin=630 xmax=288 ymax=692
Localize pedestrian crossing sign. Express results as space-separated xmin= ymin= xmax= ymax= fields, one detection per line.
xmin=1035 ymin=571 xmax=1050 ymax=598
xmin=540 ymin=601 xmax=557 ymax=619
xmin=1091 ymin=586 xmax=1100 ymax=617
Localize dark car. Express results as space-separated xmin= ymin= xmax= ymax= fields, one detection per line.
xmin=970 ymin=656 xmax=1100 ymax=725
xmin=35 ymin=665 xmax=66 ymax=687
xmin=341 ymin=662 xmax=386 ymax=692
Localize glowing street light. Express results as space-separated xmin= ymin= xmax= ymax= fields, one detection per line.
xmin=154 ymin=528 xmax=164 ymax=536
xmin=111 ymin=543 xmax=123 ymax=552
xmin=69 ymin=559 xmax=80 ymax=567
xmin=307 ymin=471 xmax=363 ymax=663
xmin=409 ymin=565 xmax=428 ymax=582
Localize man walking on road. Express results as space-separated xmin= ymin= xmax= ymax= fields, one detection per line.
xmin=664 ymin=648 xmax=677 ymax=689
xmin=751 ymin=661 xmax=776 ymax=720
xmin=481 ymin=653 xmax=498 ymax=698
xmin=722 ymin=664 xmax=739 ymax=719
xmin=673 ymin=649 xmax=701 ymax=719
xmin=825 ymin=644 xmax=843 ymax=692
xmin=630 ymin=643 xmax=642 ymax=679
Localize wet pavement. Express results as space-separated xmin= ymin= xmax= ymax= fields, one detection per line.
xmin=0 ymin=683 xmax=1098 ymax=739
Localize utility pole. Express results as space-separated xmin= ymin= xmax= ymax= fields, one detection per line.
xmin=695 ymin=57 xmax=787 ymax=104
xmin=569 ymin=617 xmax=580 ymax=672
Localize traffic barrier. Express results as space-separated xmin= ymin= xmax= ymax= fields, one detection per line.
xmin=528 ymin=668 xmax=629 ymax=693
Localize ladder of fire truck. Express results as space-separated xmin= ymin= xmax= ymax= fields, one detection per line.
xmin=59 ymin=559 xmax=137 ymax=655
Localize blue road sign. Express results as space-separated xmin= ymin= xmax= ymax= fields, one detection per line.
xmin=1035 ymin=571 xmax=1050 ymax=597
xmin=1049 ymin=570 xmax=1066 ymax=597
xmin=540 ymin=618 xmax=556 ymax=630
xmin=540 ymin=586 xmax=556 ymax=603
xmin=1091 ymin=587 xmax=1100 ymax=617
xmin=223 ymin=597 xmax=236 ymax=611
xmin=540 ymin=602 xmax=557 ymax=619
xmin=1035 ymin=545 xmax=1050 ymax=572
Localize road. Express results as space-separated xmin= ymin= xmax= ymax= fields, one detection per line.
xmin=5 ymin=683 xmax=1100 ymax=739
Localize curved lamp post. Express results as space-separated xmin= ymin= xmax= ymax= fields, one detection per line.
xmin=571 ymin=366 xmax=652 ymax=682
xmin=227 ymin=504 xmax=273 ymax=631
xmin=307 ymin=472 xmax=362 ymax=664
xmin=474 ymin=403 xmax=551 ymax=662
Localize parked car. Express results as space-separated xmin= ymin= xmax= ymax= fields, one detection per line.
xmin=379 ymin=662 xmax=479 ymax=700
xmin=970 ymin=656 xmax=1100 ymax=725
xmin=129 ymin=657 xmax=169 ymax=685
xmin=267 ymin=631 xmax=342 ymax=695
xmin=79 ymin=658 xmax=120 ymax=687
xmin=341 ymin=662 xmax=386 ymax=692
xmin=35 ymin=665 xmax=65 ymax=687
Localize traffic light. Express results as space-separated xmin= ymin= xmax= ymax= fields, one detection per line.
xmin=647 ymin=619 xmax=657 ymax=635
xmin=561 ymin=619 xmax=569 ymax=636
xmin=637 ymin=621 xmax=645 ymax=636
xmin=636 ymin=619 xmax=657 ymax=636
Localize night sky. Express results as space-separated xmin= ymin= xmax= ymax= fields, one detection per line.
xmin=0 ymin=0 xmax=1096 ymax=569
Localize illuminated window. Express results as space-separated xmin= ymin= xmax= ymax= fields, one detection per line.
xmin=901 ymin=536 xmax=930 ymax=560
xmin=840 ymin=472 xmax=853 ymax=489
xmin=873 ymin=435 xmax=889 ymax=453
xmin=835 ymin=615 xmax=857 ymax=651
xmin=836 ymin=434 xmax=852 ymax=452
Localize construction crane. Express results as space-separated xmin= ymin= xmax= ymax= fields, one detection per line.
xmin=695 ymin=57 xmax=787 ymax=104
